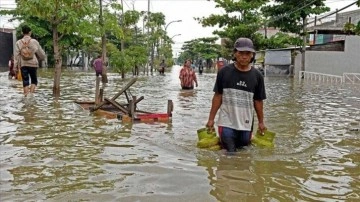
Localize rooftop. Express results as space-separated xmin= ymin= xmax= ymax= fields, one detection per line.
xmin=307 ymin=9 xmax=360 ymax=34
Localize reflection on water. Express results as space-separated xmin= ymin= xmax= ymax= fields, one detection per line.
xmin=0 ymin=67 xmax=359 ymax=201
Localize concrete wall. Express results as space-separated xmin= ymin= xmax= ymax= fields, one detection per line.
xmin=295 ymin=36 xmax=360 ymax=76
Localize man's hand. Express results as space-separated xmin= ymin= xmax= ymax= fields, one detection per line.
xmin=206 ymin=120 xmax=215 ymax=131
xmin=258 ymin=122 xmax=266 ymax=135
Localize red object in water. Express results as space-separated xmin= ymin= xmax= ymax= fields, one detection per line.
xmin=136 ymin=113 xmax=169 ymax=119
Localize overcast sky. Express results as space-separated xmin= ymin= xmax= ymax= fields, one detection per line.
xmin=1 ymin=0 xmax=359 ymax=55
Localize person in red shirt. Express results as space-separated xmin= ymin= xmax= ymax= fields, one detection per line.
xmin=179 ymin=59 xmax=198 ymax=90
xmin=93 ymin=55 xmax=103 ymax=77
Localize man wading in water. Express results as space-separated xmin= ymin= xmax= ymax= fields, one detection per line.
xmin=206 ymin=38 xmax=267 ymax=152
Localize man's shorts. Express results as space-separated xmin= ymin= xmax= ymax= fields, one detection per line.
xmin=21 ymin=66 xmax=38 ymax=87
xmin=218 ymin=126 xmax=252 ymax=152
xmin=96 ymin=71 xmax=102 ymax=77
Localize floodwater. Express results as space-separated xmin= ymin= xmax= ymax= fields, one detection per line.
xmin=0 ymin=66 xmax=359 ymax=202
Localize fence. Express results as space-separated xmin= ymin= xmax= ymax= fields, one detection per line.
xmin=299 ymin=71 xmax=343 ymax=83
xmin=299 ymin=71 xmax=360 ymax=84
xmin=343 ymin=73 xmax=360 ymax=84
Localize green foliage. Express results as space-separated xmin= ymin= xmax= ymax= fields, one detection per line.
xmin=261 ymin=32 xmax=302 ymax=49
xmin=4 ymin=0 xmax=124 ymax=59
xmin=197 ymin=0 xmax=269 ymax=50
xmin=343 ymin=22 xmax=357 ymax=35
xmin=262 ymin=0 xmax=330 ymax=34
xmin=178 ymin=37 xmax=221 ymax=64
xmin=356 ymin=21 xmax=360 ymax=35
xmin=123 ymin=10 xmax=141 ymax=27
xmin=110 ymin=44 xmax=147 ymax=75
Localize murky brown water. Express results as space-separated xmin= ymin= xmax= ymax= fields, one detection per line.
xmin=0 ymin=66 xmax=359 ymax=201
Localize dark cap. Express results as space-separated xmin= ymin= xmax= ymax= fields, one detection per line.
xmin=234 ymin=38 xmax=255 ymax=52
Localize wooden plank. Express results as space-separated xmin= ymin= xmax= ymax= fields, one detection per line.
xmin=95 ymin=76 xmax=101 ymax=105
xmin=104 ymin=98 xmax=128 ymax=114
xmin=124 ymin=91 xmax=130 ymax=103
xmin=129 ymin=98 xmax=135 ymax=121
xmin=135 ymin=109 xmax=152 ymax=114
xmin=99 ymin=88 xmax=104 ymax=103
xmin=134 ymin=96 xmax=144 ymax=105
xmin=91 ymin=78 xmax=137 ymax=112
xmin=167 ymin=100 xmax=173 ymax=117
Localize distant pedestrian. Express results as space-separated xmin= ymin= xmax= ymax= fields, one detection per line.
xmin=93 ymin=55 xmax=103 ymax=77
xmin=159 ymin=59 xmax=166 ymax=75
xmin=191 ymin=61 xmax=196 ymax=70
xmin=14 ymin=25 xmax=46 ymax=97
xmin=198 ymin=59 xmax=204 ymax=75
xmin=8 ymin=55 xmax=16 ymax=79
xmin=179 ymin=59 xmax=198 ymax=90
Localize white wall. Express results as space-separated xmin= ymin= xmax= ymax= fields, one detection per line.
xmin=295 ymin=36 xmax=360 ymax=76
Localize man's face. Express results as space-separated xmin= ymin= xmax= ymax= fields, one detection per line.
xmin=234 ymin=51 xmax=253 ymax=66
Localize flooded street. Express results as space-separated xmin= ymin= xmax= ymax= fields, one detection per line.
xmin=0 ymin=66 xmax=359 ymax=201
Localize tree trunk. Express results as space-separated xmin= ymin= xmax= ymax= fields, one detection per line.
xmin=101 ymin=34 xmax=108 ymax=83
xmin=52 ymin=26 xmax=62 ymax=98
xmin=150 ymin=42 xmax=154 ymax=74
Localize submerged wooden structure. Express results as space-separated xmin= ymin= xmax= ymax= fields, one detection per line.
xmin=75 ymin=77 xmax=173 ymax=123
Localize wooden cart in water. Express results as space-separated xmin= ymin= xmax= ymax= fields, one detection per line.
xmin=75 ymin=77 xmax=173 ymax=123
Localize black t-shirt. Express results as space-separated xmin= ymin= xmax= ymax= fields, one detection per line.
xmin=213 ymin=64 xmax=266 ymax=130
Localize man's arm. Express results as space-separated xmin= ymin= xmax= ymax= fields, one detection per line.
xmin=254 ymin=100 xmax=266 ymax=133
xmin=193 ymin=71 xmax=198 ymax=87
xmin=36 ymin=41 xmax=46 ymax=61
xmin=14 ymin=42 xmax=20 ymax=68
xmin=206 ymin=92 xmax=222 ymax=128
xmin=179 ymin=68 xmax=184 ymax=86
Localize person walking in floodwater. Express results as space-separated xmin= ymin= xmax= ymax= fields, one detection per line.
xmin=159 ymin=59 xmax=166 ymax=75
xmin=179 ymin=59 xmax=198 ymax=90
xmin=14 ymin=25 xmax=46 ymax=97
xmin=93 ymin=55 xmax=103 ymax=77
xmin=206 ymin=38 xmax=266 ymax=152
xmin=8 ymin=55 xmax=16 ymax=79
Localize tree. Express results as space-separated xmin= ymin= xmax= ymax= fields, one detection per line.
xmin=197 ymin=0 xmax=269 ymax=51
xmin=145 ymin=12 xmax=166 ymax=74
xmin=262 ymin=33 xmax=302 ymax=49
xmin=7 ymin=0 xmax=123 ymax=98
xmin=179 ymin=37 xmax=221 ymax=69
xmin=343 ymin=22 xmax=356 ymax=35
xmin=262 ymin=0 xmax=329 ymax=34
xmin=356 ymin=21 xmax=360 ymax=35
xmin=262 ymin=0 xmax=329 ymax=72
xmin=12 ymin=0 xmax=101 ymax=97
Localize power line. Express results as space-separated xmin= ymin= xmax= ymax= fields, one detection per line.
xmin=307 ymin=1 xmax=358 ymax=25
xmin=122 ymin=0 xmax=131 ymax=10
xmin=264 ymin=0 xmax=319 ymax=26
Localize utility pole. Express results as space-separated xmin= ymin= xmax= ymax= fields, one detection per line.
xmin=147 ymin=0 xmax=150 ymax=76
xmin=120 ymin=0 xmax=125 ymax=78
xmin=301 ymin=16 xmax=307 ymax=78
xmin=132 ymin=1 xmax=139 ymax=76
xmin=99 ymin=0 xmax=108 ymax=83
